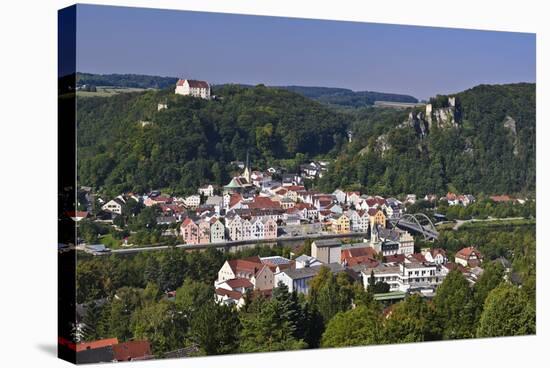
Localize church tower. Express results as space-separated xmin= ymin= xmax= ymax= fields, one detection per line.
xmin=242 ymin=151 xmax=251 ymax=183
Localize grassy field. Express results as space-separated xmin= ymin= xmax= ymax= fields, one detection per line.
xmin=99 ymin=233 xmax=123 ymax=249
xmin=459 ymin=218 xmax=535 ymax=230
xmin=76 ymin=86 xmax=150 ymax=98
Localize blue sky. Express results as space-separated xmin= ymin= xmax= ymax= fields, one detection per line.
xmin=75 ymin=4 xmax=535 ymax=99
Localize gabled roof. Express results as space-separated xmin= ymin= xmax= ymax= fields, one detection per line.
xmin=76 ymin=338 xmax=119 ymax=352
xmin=429 ymin=248 xmax=447 ymax=257
xmin=224 ymin=278 xmax=254 ymax=289
xmin=408 ymin=253 xmax=426 ymax=262
xmin=341 ymin=246 xmax=377 ymax=261
xmin=215 ymin=288 xmax=243 ymax=300
xmin=456 ymin=246 xmax=482 ymax=260
xmin=112 ymin=341 xmax=153 ymax=361
xmin=181 ymin=217 xmax=196 ymax=227
xmin=248 ymin=196 xmax=281 ymax=209
xmin=227 ymin=256 xmax=263 ymax=275
xmin=177 ymin=79 xmax=209 ymax=88
xmin=384 ymin=254 xmax=406 ymax=264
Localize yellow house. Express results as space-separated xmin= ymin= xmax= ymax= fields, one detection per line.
xmin=335 ymin=214 xmax=351 ymax=234
xmin=369 ymin=209 xmax=386 ymax=229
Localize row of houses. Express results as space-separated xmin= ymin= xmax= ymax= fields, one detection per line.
xmin=180 ymin=214 xmax=278 ymax=244
xmin=213 ymin=237 xmax=487 ymax=307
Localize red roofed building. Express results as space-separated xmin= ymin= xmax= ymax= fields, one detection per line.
xmin=248 ymin=196 xmax=281 ymax=210
xmin=76 ymin=338 xmax=119 ymax=352
xmin=455 ymin=246 xmax=483 ymax=267
xmin=384 ymin=254 xmax=406 ymax=264
xmin=175 ymin=79 xmax=211 ymax=99
xmin=490 ymin=194 xmax=513 ymax=203
xmin=112 ymin=341 xmax=153 ymax=362
xmin=66 ymin=211 xmax=89 ymax=222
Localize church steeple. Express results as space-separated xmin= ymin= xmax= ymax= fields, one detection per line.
xmin=243 ymin=150 xmax=251 ymax=183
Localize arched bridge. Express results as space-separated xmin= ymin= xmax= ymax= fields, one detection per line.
xmin=390 ymin=213 xmax=439 ymax=240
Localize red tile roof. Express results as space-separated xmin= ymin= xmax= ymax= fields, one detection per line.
xmin=409 ymin=253 xmax=426 ymax=262
xmin=176 ymin=79 xmax=209 ymax=88
xmin=112 ymin=341 xmax=153 ymax=361
xmin=490 ymin=195 xmax=513 ymax=202
xmin=215 ymin=288 xmax=243 ymax=300
xmin=76 ymin=338 xmax=119 ymax=352
xmin=368 ymin=208 xmax=380 ymax=216
xmin=430 ymin=248 xmax=447 ymax=257
xmin=446 ymin=192 xmax=458 ymax=201
xmin=229 ymin=193 xmax=243 ymax=208
xmin=227 ymin=256 xmax=263 ymax=275
xmin=456 ymin=246 xmax=482 ymax=260
xmin=346 ymin=256 xmax=379 ymax=268
xmin=286 ymin=185 xmax=306 ymax=191
xmin=66 ymin=211 xmax=89 ymax=219
xmin=341 ymin=247 xmax=377 ymax=261
xmin=181 ymin=217 xmax=196 ymax=226
xmin=248 ymin=196 xmax=281 ymax=209
xmin=444 ymin=262 xmax=469 ymax=274
xmin=384 ymin=254 xmax=406 ymax=263
xmin=224 ymin=278 xmax=254 ymax=289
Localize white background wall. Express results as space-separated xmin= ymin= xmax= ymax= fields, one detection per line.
xmin=0 ymin=0 xmax=547 ymax=367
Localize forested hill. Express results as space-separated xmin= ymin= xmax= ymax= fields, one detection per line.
xmin=278 ymin=86 xmax=418 ymax=108
xmin=77 ymin=73 xmax=178 ymax=89
xmin=77 ymin=84 xmax=349 ymax=196
xmin=76 ymin=73 xmax=418 ymax=108
xmin=77 ymin=81 xmax=535 ymax=197
xmin=319 ymin=83 xmax=536 ymax=196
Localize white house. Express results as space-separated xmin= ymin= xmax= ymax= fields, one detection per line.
xmin=361 ymin=261 xmax=442 ymax=293
xmin=333 ymin=189 xmax=347 ymax=204
xmin=175 ymin=79 xmax=211 ymax=99
xmin=101 ymin=198 xmax=125 ymax=215
xmin=198 ymin=184 xmax=215 ymax=197
xmin=209 ymin=218 xmax=225 ymax=243
xmin=184 ymin=195 xmax=201 ymax=209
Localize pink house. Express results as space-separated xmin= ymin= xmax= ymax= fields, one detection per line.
xmin=198 ymin=220 xmax=211 ymax=244
xmin=262 ymin=218 xmax=278 ymax=239
xmin=181 ymin=218 xmax=199 ymax=244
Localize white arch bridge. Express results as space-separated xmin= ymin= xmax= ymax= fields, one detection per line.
xmin=390 ymin=213 xmax=439 ymax=241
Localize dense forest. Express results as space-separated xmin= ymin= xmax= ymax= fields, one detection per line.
xmin=77 ymin=78 xmax=535 ymax=198
xmin=277 ymin=86 xmax=418 ymax=108
xmin=319 ymin=83 xmax=536 ymax=196
xmin=77 ymin=84 xmax=348 ymax=196
xmin=77 ymin=73 xmax=179 ymax=89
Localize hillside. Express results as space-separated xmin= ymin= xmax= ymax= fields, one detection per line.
xmin=77 ymin=84 xmax=348 ymax=196
xmin=76 ymin=73 xmax=418 ymax=108
xmin=279 ymin=86 xmax=418 ymax=108
xmin=77 ymin=72 xmax=178 ymax=89
xmin=76 ymin=79 xmax=535 ymax=197
xmin=319 ymin=83 xmax=536 ymax=196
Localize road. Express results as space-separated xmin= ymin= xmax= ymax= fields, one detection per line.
xmin=93 ymin=231 xmax=369 ymax=256
xmin=451 ymin=217 xmax=525 ymax=231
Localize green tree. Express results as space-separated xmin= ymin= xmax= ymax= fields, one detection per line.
xmin=189 ymin=300 xmax=240 ymax=355
xmin=432 ymin=270 xmax=476 ymax=339
xmin=239 ymin=298 xmax=307 ymax=353
xmin=321 ymin=305 xmax=382 ymax=347
xmin=383 ymin=295 xmax=433 ymax=343
xmin=477 ymin=283 xmax=535 ymax=337
xmin=472 ymin=261 xmax=505 ymax=322
xmin=132 ymin=300 xmax=187 ymax=356
xmin=272 ymin=283 xmax=306 ymax=339
xmin=309 ymin=267 xmax=354 ymax=323
xmin=175 ymin=278 xmax=213 ymax=317
xmin=80 ymin=301 xmax=105 ymax=342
